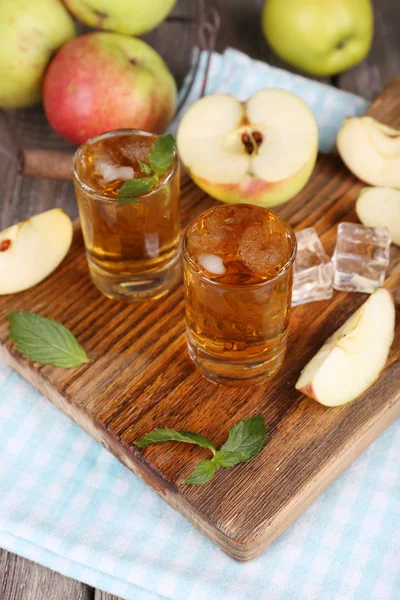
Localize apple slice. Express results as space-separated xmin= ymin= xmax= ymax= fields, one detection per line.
xmin=337 ymin=117 xmax=400 ymax=188
xmin=0 ymin=209 xmax=73 ymax=295
xmin=177 ymin=89 xmax=318 ymax=208
xmin=295 ymin=288 xmax=395 ymax=407
xmin=356 ymin=187 xmax=400 ymax=246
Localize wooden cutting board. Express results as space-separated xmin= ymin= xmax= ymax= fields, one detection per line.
xmin=1 ymin=78 xmax=399 ymax=562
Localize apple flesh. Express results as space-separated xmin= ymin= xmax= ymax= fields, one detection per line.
xmin=262 ymin=0 xmax=373 ymax=76
xmin=296 ymin=288 xmax=395 ymax=407
xmin=0 ymin=0 xmax=76 ymax=109
xmin=356 ymin=187 xmax=400 ymax=246
xmin=177 ymin=89 xmax=318 ymax=208
xmin=64 ymin=0 xmax=176 ymax=36
xmin=337 ymin=117 xmax=400 ymax=188
xmin=0 ymin=209 xmax=73 ymax=295
xmin=43 ymin=33 xmax=177 ymax=145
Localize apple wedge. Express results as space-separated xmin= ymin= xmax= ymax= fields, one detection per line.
xmin=356 ymin=187 xmax=400 ymax=246
xmin=0 ymin=209 xmax=73 ymax=295
xmin=177 ymin=89 xmax=318 ymax=208
xmin=337 ymin=117 xmax=400 ymax=188
xmin=295 ymin=288 xmax=395 ymax=407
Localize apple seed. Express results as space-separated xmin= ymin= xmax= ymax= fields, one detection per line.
xmin=241 ymin=133 xmax=255 ymax=155
xmin=0 ymin=239 xmax=11 ymax=252
xmin=252 ymin=131 xmax=263 ymax=146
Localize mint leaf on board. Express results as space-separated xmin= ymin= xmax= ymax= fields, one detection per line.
xmin=185 ymin=460 xmax=217 ymax=485
xmin=117 ymin=176 xmax=158 ymax=204
xmin=214 ymin=415 xmax=267 ymax=467
xmin=148 ymin=133 xmax=176 ymax=177
xmin=8 ymin=312 xmax=91 ymax=368
xmin=134 ymin=428 xmax=216 ymax=453
xmin=138 ymin=160 xmax=153 ymax=175
xmin=134 ymin=415 xmax=267 ymax=485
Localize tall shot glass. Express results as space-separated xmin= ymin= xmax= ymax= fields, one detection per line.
xmin=73 ymin=129 xmax=180 ymax=302
xmin=183 ymin=204 xmax=297 ymax=386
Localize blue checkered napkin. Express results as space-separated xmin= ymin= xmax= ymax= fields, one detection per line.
xmin=169 ymin=48 xmax=369 ymax=153
xmin=0 ymin=359 xmax=399 ymax=600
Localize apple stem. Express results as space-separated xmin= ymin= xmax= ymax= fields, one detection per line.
xmin=0 ymin=239 xmax=11 ymax=252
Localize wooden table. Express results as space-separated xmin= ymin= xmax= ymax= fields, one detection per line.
xmin=1 ymin=0 xmax=399 ymax=597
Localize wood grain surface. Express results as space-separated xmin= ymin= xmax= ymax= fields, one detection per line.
xmin=0 ymin=550 xmax=91 ymax=600
xmin=1 ymin=0 xmax=400 ymax=595
xmin=1 ymin=79 xmax=399 ymax=561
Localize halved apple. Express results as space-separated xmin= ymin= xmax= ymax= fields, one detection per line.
xmin=295 ymin=288 xmax=395 ymax=407
xmin=337 ymin=117 xmax=400 ymax=188
xmin=356 ymin=187 xmax=400 ymax=246
xmin=0 ymin=208 xmax=73 ymax=295
xmin=177 ymin=89 xmax=318 ymax=207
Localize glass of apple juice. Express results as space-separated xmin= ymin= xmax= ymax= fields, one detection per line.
xmin=183 ymin=204 xmax=297 ymax=386
xmin=73 ymin=129 xmax=180 ymax=302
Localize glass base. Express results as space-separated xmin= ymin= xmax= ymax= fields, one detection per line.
xmin=187 ymin=331 xmax=287 ymax=387
xmin=87 ymin=251 xmax=181 ymax=302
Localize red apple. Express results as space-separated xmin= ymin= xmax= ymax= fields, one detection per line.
xmin=43 ymin=32 xmax=177 ymax=145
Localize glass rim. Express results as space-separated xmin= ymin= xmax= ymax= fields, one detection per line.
xmin=72 ymin=128 xmax=178 ymax=204
xmin=182 ymin=204 xmax=297 ymax=289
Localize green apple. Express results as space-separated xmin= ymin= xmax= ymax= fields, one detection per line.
xmin=262 ymin=0 xmax=373 ymax=76
xmin=64 ymin=0 xmax=176 ymax=35
xmin=0 ymin=0 xmax=76 ymax=109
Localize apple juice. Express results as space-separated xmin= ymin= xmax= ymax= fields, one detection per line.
xmin=73 ymin=130 xmax=180 ymax=302
xmin=183 ymin=204 xmax=297 ymax=385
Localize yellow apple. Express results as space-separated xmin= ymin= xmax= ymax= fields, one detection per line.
xmin=296 ymin=288 xmax=395 ymax=406
xmin=63 ymin=0 xmax=176 ymax=36
xmin=0 ymin=209 xmax=73 ymax=295
xmin=356 ymin=187 xmax=400 ymax=246
xmin=337 ymin=117 xmax=400 ymax=188
xmin=177 ymin=89 xmax=318 ymax=208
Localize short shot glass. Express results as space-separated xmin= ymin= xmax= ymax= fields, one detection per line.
xmin=73 ymin=129 xmax=180 ymax=302
xmin=183 ymin=204 xmax=297 ymax=386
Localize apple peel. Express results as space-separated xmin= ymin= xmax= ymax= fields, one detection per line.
xmin=0 ymin=209 xmax=73 ymax=295
xmin=296 ymin=288 xmax=395 ymax=407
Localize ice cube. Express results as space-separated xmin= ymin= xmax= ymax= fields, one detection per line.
xmin=197 ymin=253 xmax=226 ymax=275
xmin=95 ymin=161 xmax=134 ymax=183
xmin=238 ymin=224 xmax=289 ymax=276
xmin=332 ymin=223 xmax=390 ymax=293
xmin=292 ymin=227 xmax=333 ymax=306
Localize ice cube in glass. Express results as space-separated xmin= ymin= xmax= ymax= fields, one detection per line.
xmin=332 ymin=222 xmax=391 ymax=294
xmin=292 ymin=227 xmax=333 ymax=306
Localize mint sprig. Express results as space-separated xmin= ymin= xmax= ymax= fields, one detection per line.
xmin=8 ymin=312 xmax=91 ymax=368
xmin=117 ymin=133 xmax=176 ymax=204
xmin=134 ymin=415 xmax=267 ymax=485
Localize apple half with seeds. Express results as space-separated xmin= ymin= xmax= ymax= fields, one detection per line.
xmin=337 ymin=117 xmax=400 ymax=188
xmin=296 ymin=288 xmax=395 ymax=407
xmin=0 ymin=208 xmax=73 ymax=295
xmin=356 ymin=187 xmax=400 ymax=246
xmin=177 ymin=89 xmax=319 ymax=207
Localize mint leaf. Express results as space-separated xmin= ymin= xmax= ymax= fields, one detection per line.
xmin=8 ymin=312 xmax=91 ymax=368
xmin=215 ymin=415 xmax=267 ymax=467
xmin=117 ymin=176 xmax=158 ymax=204
xmin=148 ymin=133 xmax=176 ymax=177
xmin=138 ymin=160 xmax=153 ymax=175
xmin=134 ymin=415 xmax=267 ymax=485
xmin=185 ymin=460 xmax=216 ymax=485
xmin=134 ymin=428 xmax=216 ymax=453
